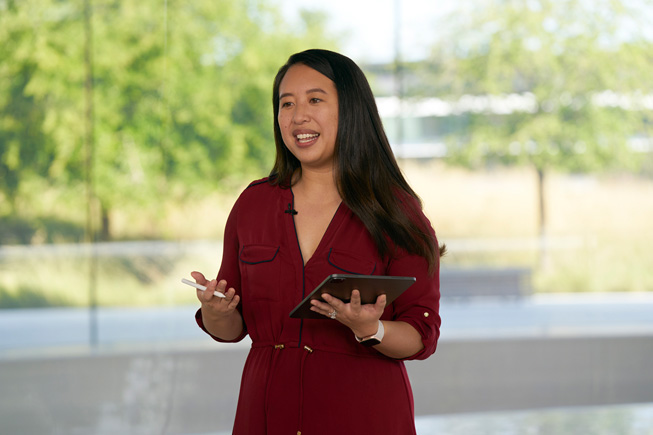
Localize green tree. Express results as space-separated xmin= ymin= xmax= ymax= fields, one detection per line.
xmin=425 ymin=0 xmax=653 ymax=238
xmin=0 ymin=0 xmax=338 ymax=240
xmin=0 ymin=0 xmax=66 ymax=213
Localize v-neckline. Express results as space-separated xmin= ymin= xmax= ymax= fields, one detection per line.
xmin=289 ymin=188 xmax=344 ymax=266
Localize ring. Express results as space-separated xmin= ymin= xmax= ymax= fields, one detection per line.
xmin=328 ymin=310 xmax=337 ymax=319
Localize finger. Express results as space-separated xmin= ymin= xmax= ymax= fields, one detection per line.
xmin=375 ymin=294 xmax=387 ymax=311
xmin=198 ymin=287 xmax=212 ymax=302
xmin=191 ymin=271 xmax=208 ymax=285
xmin=220 ymin=285 xmax=238 ymax=303
xmin=350 ymin=289 xmax=362 ymax=307
xmin=228 ymin=294 xmax=240 ymax=310
xmin=200 ymin=279 xmax=218 ymax=302
xmin=321 ymin=293 xmax=344 ymax=310
xmin=310 ymin=298 xmax=335 ymax=315
xmin=311 ymin=299 xmax=333 ymax=314
xmin=310 ymin=299 xmax=330 ymax=311
xmin=310 ymin=307 xmax=331 ymax=319
xmin=222 ymin=286 xmax=237 ymax=302
xmin=311 ymin=300 xmax=336 ymax=319
xmin=215 ymin=279 xmax=228 ymax=294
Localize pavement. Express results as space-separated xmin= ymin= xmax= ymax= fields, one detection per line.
xmin=1 ymin=292 xmax=653 ymax=435
xmin=2 ymin=291 xmax=653 ymax=359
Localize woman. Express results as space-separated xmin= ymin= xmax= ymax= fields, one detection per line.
xmin=191 ymin=49 xmax=443 ymax=435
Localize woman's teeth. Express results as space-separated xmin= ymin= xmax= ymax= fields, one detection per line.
xmin=296 ymin=133 xmax=319 ymax=143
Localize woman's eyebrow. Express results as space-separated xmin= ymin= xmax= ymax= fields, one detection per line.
xmin=279 ymin=88 xmax=328 ymax=100
xmin=306 ymin=88 xmax=327 ymax=95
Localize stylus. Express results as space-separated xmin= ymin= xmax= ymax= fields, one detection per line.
xmin=181 ymin=278 xmax=226 ymax=298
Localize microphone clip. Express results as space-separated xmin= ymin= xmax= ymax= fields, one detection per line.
xmin=284 ymin=203 xmax=298 ymax=215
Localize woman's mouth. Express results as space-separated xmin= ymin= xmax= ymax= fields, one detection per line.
xmin=295 ymin=133 xmax=319 ymax=145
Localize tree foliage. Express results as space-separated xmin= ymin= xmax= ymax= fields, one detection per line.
xmin=0 ymin=0 xmax=61 ymax=211
xmin=426 ymin=0 xmax=653 ymax=174
xmin=0 ymin=0 xmax=338 ymax=239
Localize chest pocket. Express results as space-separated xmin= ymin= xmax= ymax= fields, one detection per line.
xmin=239 ymin=244 xmax=281 ymax=301
xmin=327 ymin=248 xmax=377 ymax=275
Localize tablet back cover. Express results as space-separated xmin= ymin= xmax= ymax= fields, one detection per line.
xmin=289 ymin=274 xmax=416 ymax=319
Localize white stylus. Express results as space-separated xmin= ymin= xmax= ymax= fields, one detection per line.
xmin=181 ymin=278 xmax=226 ymax=298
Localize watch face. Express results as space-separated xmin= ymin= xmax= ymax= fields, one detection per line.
xmin=360 ymin=338 xmax=381 ymax=347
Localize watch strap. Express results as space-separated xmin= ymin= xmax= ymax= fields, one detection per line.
xmin=355 ymin=320 xmax=384 ymax=346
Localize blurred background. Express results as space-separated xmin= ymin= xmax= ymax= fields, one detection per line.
xmin=1 ymin=0 xmax=652 ymax=434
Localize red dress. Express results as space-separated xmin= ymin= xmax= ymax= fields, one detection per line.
xmin=196 ymin=178 xmax=441 ymax=435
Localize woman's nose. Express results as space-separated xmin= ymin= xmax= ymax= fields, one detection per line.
xmin=292 ymin=103 xmax=309 ymax=123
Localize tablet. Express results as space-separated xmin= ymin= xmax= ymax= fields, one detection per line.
xmin=289 ymin=274 xmax=416 ymax=319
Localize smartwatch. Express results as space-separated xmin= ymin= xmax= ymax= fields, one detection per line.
xmin=355 ymin=320 xmax=385 ymax=347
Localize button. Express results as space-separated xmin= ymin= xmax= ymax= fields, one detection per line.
xmin=423 ymin=312 xmax=429 ymax=317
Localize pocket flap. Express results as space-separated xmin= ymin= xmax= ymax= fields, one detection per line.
xmin=239 ymin=245 xmax=280 ymax=264
xmin=327 ymin=248 xmax=376 ymax=275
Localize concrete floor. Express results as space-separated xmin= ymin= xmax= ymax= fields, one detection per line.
xmin=1 ymin=293 xmax=652 ymax=434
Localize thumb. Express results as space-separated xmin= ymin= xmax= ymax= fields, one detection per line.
xmin=191 ymin=271 xmax=208 ymax=285
xmin=375 ymin=294 xmax=387 ymax=311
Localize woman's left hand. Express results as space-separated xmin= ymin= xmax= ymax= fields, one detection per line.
xmin=310 ymin=289 xmax=386 ymax=339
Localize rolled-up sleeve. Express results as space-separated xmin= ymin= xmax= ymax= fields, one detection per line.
xmin=195 ymin=309 xmax=248 ymax=343
xmin=387 ymin=235 xmax=441 ymax=361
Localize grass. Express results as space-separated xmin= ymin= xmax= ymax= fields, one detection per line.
xmin=1 ymin=162 xmax=652 ymax=308
xmin=404 ymin=161 xmax=653 ymax=294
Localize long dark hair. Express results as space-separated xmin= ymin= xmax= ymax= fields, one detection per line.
xmin=270 ymin=49 xmax=443 ymax=273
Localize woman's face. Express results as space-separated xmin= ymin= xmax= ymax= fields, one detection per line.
xmin=277 ymin=64 xmax=339 ymax=172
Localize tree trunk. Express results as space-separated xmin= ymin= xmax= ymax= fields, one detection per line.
xmin=84 ymin=0 xmax=98 ymax=348
xmin=100 ymin=204 xmax=110 ymax=241
xmin=536 ymin=167 xmax=550 ymax=269
xmin=537 ymin=167 xmax=546 ymax=237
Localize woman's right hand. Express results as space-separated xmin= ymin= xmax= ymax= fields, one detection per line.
xmin=191 ymin=271 xmax=244 ymax=341
xmin=191 ymin=271 xmax=241 ymax=318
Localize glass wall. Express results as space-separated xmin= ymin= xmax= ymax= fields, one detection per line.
xmin=1 ymin=1 xmax=652 ymax=433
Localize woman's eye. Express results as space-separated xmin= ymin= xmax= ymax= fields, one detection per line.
xmin=281 ymin=101 xmax=293 ymax=108
xmin=310 ymin=98 xmax=322 ymax=104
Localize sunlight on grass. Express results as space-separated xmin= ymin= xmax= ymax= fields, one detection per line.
xmin=1 ymin=162 xmax=651 ymax=307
